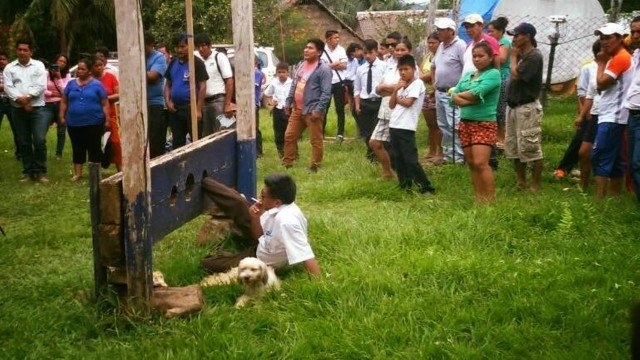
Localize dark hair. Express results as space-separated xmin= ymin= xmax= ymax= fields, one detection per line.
xmin=632 ymin=16 xmax=640 ymax=24
xmin=264 ymin=173 xmax=296 ymax=204
xmin=397 ymin=36 xmax=413 ymax=51
xmin=54 ymin=54 xmax=70 ymax=77
xmin=0 ymin=50 xmax=8 ymax=58
xmin=472 ymin=42 xmax=495 ymax=69
xmin=325 ymin=30 xmax=339 ymax=39
xmin=276 ymin=62 xmax=289 ymax=71
xmin=489 ymin=16 xmax=509 ymax=33
xmin=144 ymin=32 xmax=155 ymax=46
xmin=427 ymin=31 xmax=440 ymax=41
xmin=346 ymin=42 xmax=363 ymax=56
xmin=172 ymin=33 xmax=189 ymax=47
xmin=307 ymin=38 xmax=325 ymax=53
xmin=397 ymin=54 xmax=416 ymax=68
xmin=77 ymin=56 xmax=94 ymax=70
xmin=363 ymin=39 xmax=378 ymax=52
xmin=386 ymin=31 xmax=402 ymax=42
xmin=194 ymin=33 xmax=211 ymax=46
xmin=94 ymin=46 xmax=109 ymax=58
xmin=592 ymin=39 xmax=601 ymax=58
xmin=15 ymin=39 xmax=32 ymax=50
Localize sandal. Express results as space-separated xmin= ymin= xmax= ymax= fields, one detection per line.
xmin=70 ymin=175 xmax=82 ymax=182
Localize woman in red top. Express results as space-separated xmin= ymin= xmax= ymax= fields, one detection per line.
xmin=92 ymin=56 xmax=121 ymax=170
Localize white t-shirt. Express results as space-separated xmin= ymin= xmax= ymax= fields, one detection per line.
xmin=264 ymin=77 xmax=293 ymax=109
xmin=256 ymin=202 xmax=315 ymax=269
xmin=377 ymin=58 xmax=400 ymax=120
xmin=389 ymin=79 xmax=425 ymax=131
xmin=195 ymin=50 xmax=233 ymax=96
xmin=321 ymin=45 xmax=347 ymax=84
xmin=624 ymin=49 xmax=640 ymax=111
xmin=584 ymin=62 xmax=600 ymax=115
xmin=597 ymin=49 xmax=632 ymax=124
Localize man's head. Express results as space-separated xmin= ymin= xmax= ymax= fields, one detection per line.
xmin=157 ymin=43 xmax=171 ymax=63
xmin=195 ymin=33 xmax=212 ymax=58
xmin=630 ymin=16 xmax=640 ymax=50
xmin=384 ymin=31 xmax=402 ymax=52
xmin=0 ymin=50 xmax=8 ymax=70
xmin=172 ymin=33 xmax=189 ymax=60
xmin=434 ymin=18 xmax=456 ymax=43
xmin=276 ymin=62 xmax=289 ymax=81
xmin=15 ymin=39 xmax=33 ymax=64
xmin=462 ymin=13 xmax=484 ymax=41
xmin=94 ymin=46 xmax=109 ymax=61
xmin=508 ymin=22 xmax=537 ymax=49
xmin=261 ymin=173 xmax=297 ymax=209
xmin=346 ymin=42 xmax=363 ymax=59
xmin=144 ymin=32 xmax=155 ymax=55
xmin=594 ymin=23 xmax=627 ymax=56
xmin=325 ymin=30 xmax=340 ymax=50
xmin=304 ymin=38 xmax=324 ymax=62
xmin=363 ymin=39 xmax=379 ymax=63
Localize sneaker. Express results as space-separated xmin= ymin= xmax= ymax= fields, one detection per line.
xmin=570 ymin=169 xmax=581 ymax=177
xmin=19 ymin=175 xmax=32 ymax=183
xmin=37 ymin=175 xmax=50 ymax=184
xmin=336 ymin=135 xmax=344 ymax=145
xmin=308 ymin=165 xmax=319 ymax=173
xmin=553 ymin=169 xmax=566 ymax=180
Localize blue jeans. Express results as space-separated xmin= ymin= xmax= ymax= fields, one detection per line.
xmin=627 ymin=112 xmax=640 ymax=201
xmin=12 ymin=106 xmax=49 ymax=177
xmin=0 ymin=100 xmax=21 ymax=158
xmin=435 ymin=90 xmax=463 ymax=162
xmin=44 ymin=101 xmax=66 ymax=156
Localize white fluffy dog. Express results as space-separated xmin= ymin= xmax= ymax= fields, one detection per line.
xmin=234 ymin=257 xmax=281 ymax=308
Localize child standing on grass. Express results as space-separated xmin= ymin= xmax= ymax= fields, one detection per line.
xmin=389 ymin=54 xmax=436 ymax=194
xmin=264 ymin=62 xmax=292 ymax=159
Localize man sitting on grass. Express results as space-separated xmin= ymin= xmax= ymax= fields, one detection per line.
xmin=201 ymin=173 xmax=321 ymax=278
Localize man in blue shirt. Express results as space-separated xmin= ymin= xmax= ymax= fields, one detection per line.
xmin=145 ymin=32 xmax=168 ymax=158
xmin=164 ymin=33 xmax=208 ymax=150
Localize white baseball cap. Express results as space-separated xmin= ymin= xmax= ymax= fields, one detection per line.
xmin=462 ymin=14 xmax=484 ymax=25
xmin=594 ymin=23 xmax=627 ymax=36
xmin=434 ymin=17 xmax=456 ymax=30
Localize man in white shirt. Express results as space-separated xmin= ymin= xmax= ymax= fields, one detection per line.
xmin=3 ymin=39 xmax=48 ymax=183
xmin=195 ymin=33 xmax=235 ymax=136
xmin=624 ymin=16 xmax=640 ymax=202
xmin=201 ymin=173 xmax=321 ymax=278
xmin=354 ymin=39 xmax=386 ymax=161
xmin=264 ymin=62 xmax=293 ymax=158
xmin=321 ymin=30 xmax=348 ymax=143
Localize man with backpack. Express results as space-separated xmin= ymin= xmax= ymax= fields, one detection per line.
xmin=195 ymin=33 xmax=235 ymax=136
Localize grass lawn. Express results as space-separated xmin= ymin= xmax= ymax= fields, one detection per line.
xmin=0 ymin=96 xmax=638 ymax=358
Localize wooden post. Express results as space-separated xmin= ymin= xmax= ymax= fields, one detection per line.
xmin=114 ymin=0 xmax=153 ymax=312
xmin=186 ymin=0 xmax=199 ymax=142
xmin=232 ymin=0 xmax=257 ymax=199
xmin=89 ymin=163 xmax=107 ymax=300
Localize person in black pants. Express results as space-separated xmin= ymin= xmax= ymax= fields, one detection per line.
xmin=321 ymin=30 xmax=348 ymax=142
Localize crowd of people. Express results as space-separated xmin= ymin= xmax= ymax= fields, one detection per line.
xmin=3 ymin=15 xmax=640 ymax=205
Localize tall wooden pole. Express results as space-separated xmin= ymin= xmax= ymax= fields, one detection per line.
xmin=114 ymin=0 xmax=152 ymax=312
xmin=232 ymin=0 xmax=257 ymax=199
xmin=186 ymin=0 xmax=198 ymax=142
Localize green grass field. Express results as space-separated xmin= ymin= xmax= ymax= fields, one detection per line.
xmin=0 ymin=97 xmax=638 ymax=359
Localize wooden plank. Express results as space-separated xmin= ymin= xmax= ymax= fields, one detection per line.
xmin=232 ymin=0 xmax=257 ymax=199
xmin=114 ymin=0 xmax=153 ymax=309
xmin=90 ymin=163 xmax=108 ymax=299
xmin=186 ymin=0 xmax=199 ymax=142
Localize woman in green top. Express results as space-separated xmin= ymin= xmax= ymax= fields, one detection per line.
xmin=451 ymin=42 xmax=501 ymax=203
xmin=488 ymin=16 xmax=511 ymax=147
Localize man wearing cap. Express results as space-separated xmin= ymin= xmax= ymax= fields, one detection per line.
xmin=624 ymin=16 xmax=640 ymax=202
xmin=461 ymin=14 xmax=500 ymax=74
xmin=504 ymin=23 xmax=544 ymax=192
xmin=194 ymin=33 xmax=235 ymax=136
xmin=431 ymin=17 xmax=467 ymax=164
xmin=591 ymin=23 xmax=632 ymax=198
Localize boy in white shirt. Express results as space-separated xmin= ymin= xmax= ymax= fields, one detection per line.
xmin=389 ymin=54 xmax=436 ymax=194
xmin=264 ymin=62 xmax=293 ymax=158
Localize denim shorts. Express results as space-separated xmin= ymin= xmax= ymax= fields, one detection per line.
xmin=592 ymin=122 xmax=626 ymax=178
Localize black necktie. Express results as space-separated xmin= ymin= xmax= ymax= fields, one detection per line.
xmin=367 ymin=63 xmax=373 ymax=95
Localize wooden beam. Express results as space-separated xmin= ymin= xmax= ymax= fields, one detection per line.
xmin=186 ymin=0 xmax=199 ymax=142
xmin=114 ymin=0 xmax=152 ymax=312
xmin=232 ymin=0 xmax=257 ymax=199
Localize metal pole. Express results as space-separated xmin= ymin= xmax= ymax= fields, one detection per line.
xmin=542 ymin=24 xmax=560 ymax=107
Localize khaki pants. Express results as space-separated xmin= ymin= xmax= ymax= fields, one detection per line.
xmin=283 ymin=108 xmax=324 ymax=168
